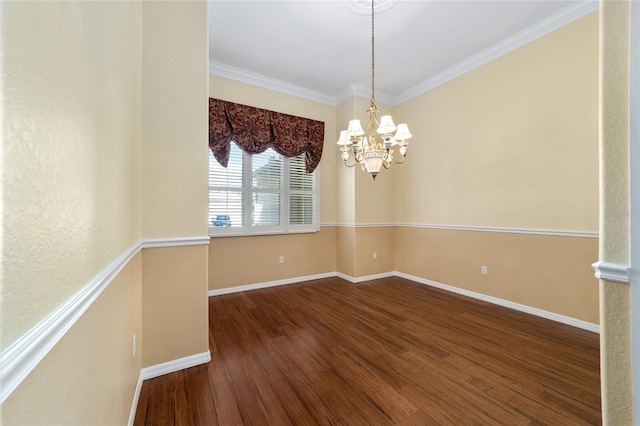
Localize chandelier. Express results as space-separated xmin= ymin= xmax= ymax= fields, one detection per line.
xmin=337 ymin=0 xmax=412 ymax=180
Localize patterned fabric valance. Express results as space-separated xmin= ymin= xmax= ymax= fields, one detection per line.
xmin=209 ymin=98 xmax=325 ymax=173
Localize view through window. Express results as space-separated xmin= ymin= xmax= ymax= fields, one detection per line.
xmin=209 ymin=142 xmax=317 ymax=234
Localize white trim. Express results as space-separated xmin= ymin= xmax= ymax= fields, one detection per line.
xmin=336 ymin=271 xmax=395 ymax=284
xmin=208 ymin=272 xmax=335 ymax=296
xmin=334 ymin=222 xmax=396 ymax=228
xmin=395 ymin=0 xmax=599 ymax=104
xmin=320 ymin=222 xmax=339 ymax=227
xmin=395 ymin=272 xmax=600 ymax=333
xmin=210 ymin=2 xmax=597 ymax=107
xmin=209 ymin=61 xmax=336 ymax=106
xmin=591 ymin=261 xmax=631 ymax=284
xmin=127 ymin=351 xmax=211 ymax=425
xmin=0 ymin=241 xmax=143 ymax=403
xmin=142 ymin=236 xmax=210 ymax=249
xmin=396 ymin=223 xmax=598 ymax=238
xmin=334 ymin=83 xmax=396 ymax=107
xmin=218 ymin=271 xmax=599 ymax=332
xmin=140 ymin=351 xmax=211 ymax=381
xmin=330 ymin=222 xmax=598 ymax=238
xmin=127 ymin=373 xmax=145 ymax=426
xmin=0 ymin=236 xmax=212 ymax=403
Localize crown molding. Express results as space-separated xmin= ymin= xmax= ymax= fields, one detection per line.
xmin=334 ymin=83 xmax=397 ymax=107
xmin=395 ymin=0 xmax=599 ymax=104
xmin=210 ymin=1 xmax=598 ymax=107
xmin=209 ymin=61 xmax=337 ymax=106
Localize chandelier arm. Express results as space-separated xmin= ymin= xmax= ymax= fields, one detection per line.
xmin=392 ymin=156 xmax=406 ymax=165
xmin=342 ymin=159 xmax=358 ymax=168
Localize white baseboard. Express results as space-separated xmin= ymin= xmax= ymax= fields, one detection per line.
xmin=141 ymin=350 xmax=211 ymax=380
xmin=395 ymin=272 xmax=600 ymax=333
xmin=336 ymin=271 xmax=395 ymax=283
xmin=128 ymin=350 xmax=211 ymax=426
xmin=209 ymin=270 xmax=599 ymax=333
xmin=208 ymin=272 xmax=335 ymax=296
xmin=127 ymin=373 xmax=145 ymax=426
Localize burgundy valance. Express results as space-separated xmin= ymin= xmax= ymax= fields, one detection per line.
xmin=209 ymin=98 xmax=325 ymax=173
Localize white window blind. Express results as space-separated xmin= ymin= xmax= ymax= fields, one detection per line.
xmin=209 ymin=142 xmax=318 ymax=235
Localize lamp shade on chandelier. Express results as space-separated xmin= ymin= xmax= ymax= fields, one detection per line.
xmin=337 ymin=0 xmax=412 ymax=180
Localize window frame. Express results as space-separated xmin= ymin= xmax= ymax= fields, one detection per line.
xmin=209 ymin=143 xmax=320 ymax=237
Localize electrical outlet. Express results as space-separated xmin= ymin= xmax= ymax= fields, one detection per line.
xmin=481 ymin=266 xmax=488 ymax=275
xmin=373 ymin=252 xmax=377 ymax=260
xmin=132 ymin=335 xmax=137 ymax=358
xmin=279 ymin=256 xmax=284 ymax=264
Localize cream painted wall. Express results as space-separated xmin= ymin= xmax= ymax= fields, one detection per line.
xmin=143 ymin=2 xmax=209 ymax=239
xmin=396 ymin=227 xmax=599 ymax=323
xmin=3 ymin=255 xmax=143 ymax=426
xmin=142 ymin=246 xmax=209 ymax=366
xmin=336 ymin=226 xmax=357 ymax=278
xmin=2 ymin=0 xmax=211 ymax=423
xmin=208 ymin=75 xmax=337 ymax=224
xmin=1 ymin=0 xmax=143 ymax=350
xmin=209 ymin=227 xmax=336 ymax=290
xmin=394 ymin=13 xmax=599 ymax=232
xmin=598 ymin=1 xmax=633 ymax=423
xmin=336 ymin=98 xmax=357 ymax=225
xmin=141 ymin=0 xmax=210 ymax=367
xmin=354 ymin=226 xmax=395 ymax=278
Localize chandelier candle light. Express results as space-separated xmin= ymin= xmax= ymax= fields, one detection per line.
xmin=337 ymin=0 xmax=412 ymax=180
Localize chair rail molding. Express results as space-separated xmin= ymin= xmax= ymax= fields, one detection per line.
xmin=592 ymin=261 xmax=631 ymax=284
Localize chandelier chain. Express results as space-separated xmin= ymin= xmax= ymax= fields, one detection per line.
xmin=370 ymin=0 xmax=375 ymax=106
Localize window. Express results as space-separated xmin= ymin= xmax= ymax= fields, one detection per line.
xmin=209 ymin=142 xmax=319 ymax=235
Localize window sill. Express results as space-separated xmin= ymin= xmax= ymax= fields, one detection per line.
xmin=209 ymin=227 xmax=320 ymax=238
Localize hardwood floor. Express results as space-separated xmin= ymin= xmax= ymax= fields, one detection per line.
xmin=134 ymin=276 xmax=601 ymax=425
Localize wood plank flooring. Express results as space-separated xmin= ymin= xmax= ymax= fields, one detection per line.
xmin=134 ymin=276 xmax=601 ymax=425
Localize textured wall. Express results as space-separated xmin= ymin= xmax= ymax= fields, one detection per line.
xmin=1 ymin=3 xmax=143 ymax=423
xmin=598 ymin=0 xmax=633 ymax=423
xmin=3 ymin=255 xmax=143 ymax=425
xmin=1 ymin=0 xmax=143 ymax=350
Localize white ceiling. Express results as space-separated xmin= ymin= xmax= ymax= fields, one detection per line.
xmin=209 ymin=0 xmax=597 ymax=105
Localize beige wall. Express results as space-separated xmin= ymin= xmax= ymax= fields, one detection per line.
xmin=1 ymin=1 xmax=210 ymax=424
xmin=2 ymin=256 xmax=143 ymax=426
xmin=396 ymin=227 xmax=599 ymax=323
xmin=1 ymin=1 xmax=143 ymax=424
xmin=209 ymin=227 xmax=336 ymax=290
xmin=598 ymin=0 xmax=633 ymax=423
xmin=394 ymin=12 xmax=599 ymax=232
xmin=143 ymin=1 xmax=209 ymax=239
xmin=388 ymin=13 xmax=600 ymax=326
xmin=354 ymin=226 xmax=395 ymax=278
xmin=141 ymin=0 xmax=210 ymax=367
xmin=143 ymin=246 xmax=209 ymax=366
xmin=1 ymin=0 xmax=143 ymax=350
xmin=336 ymin=97 xmax=357 ymax=225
